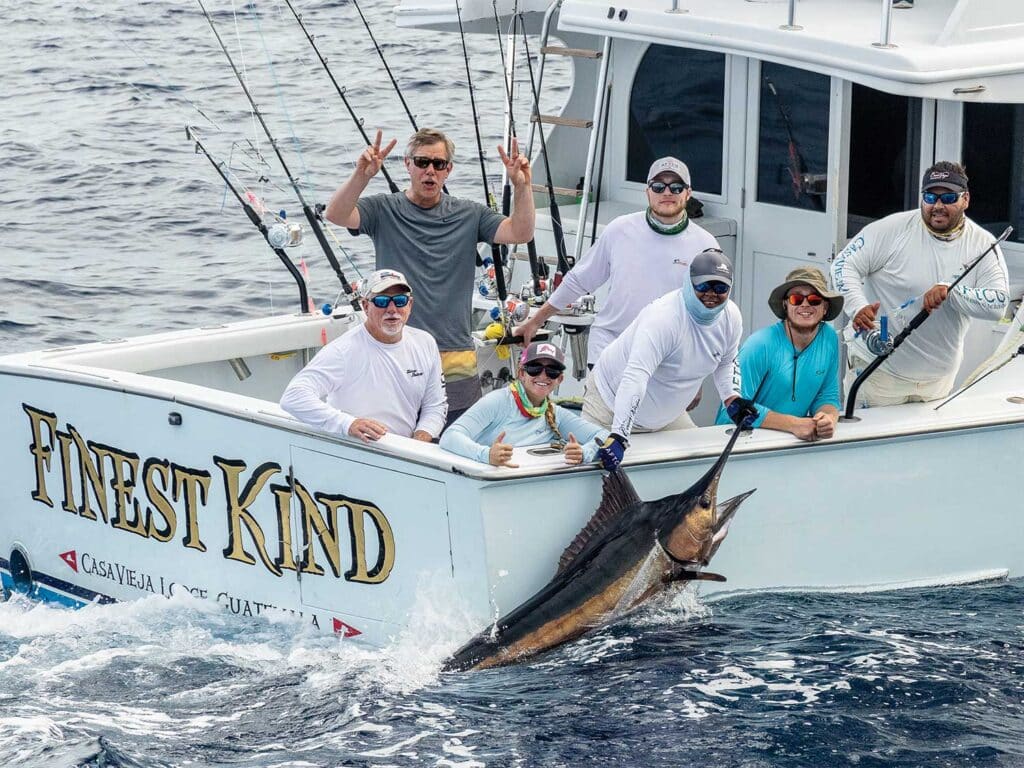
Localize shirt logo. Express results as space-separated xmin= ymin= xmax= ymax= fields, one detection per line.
xmin=406 ymin=368 xmax=423 ymax=377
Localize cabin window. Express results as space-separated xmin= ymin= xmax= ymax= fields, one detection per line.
xmin=846 ymin=85 xmax=922 ymax=237
xmin=756 ymin=63 xmax=830 ymax=211
xmin=962 ymin=103 xmax=1024 ymax=244
xmin=627 ymin=45 xmax=726 ymax=195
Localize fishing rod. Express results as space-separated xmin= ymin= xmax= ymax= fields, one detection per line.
xmin=498 ymin=10 xmax=547 ymax=298
xmin=280 ymin=0 xmax=399 ymax=194
xmin=196 ymin=0 xmax=360 ymax=310
xmin=934 ymin=343 xmax=1024 ymax=411
xmin=590 ymin=80 xmax=612 ymax=247
xmin=187 ymin=126 xmax=309 ymax=313
xmin=351 ymin=0 xmax=420 ymax=134
xmin=454 ymin=0 xmax=510 ymax=312
xmin=521 ymin=21 xmax=571 ymax=277
xmin=843 ymin=225 xmax=1012 ymax=419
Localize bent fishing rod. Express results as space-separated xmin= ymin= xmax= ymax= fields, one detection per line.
xmin=455 ymin=0 xmax=510 ymax=314
xmin=843 ymin=225 xmax=1012 ymax=419
xmin=196 ymin=0 xmax=360 ymax=310
xmin=280 ymin=0 xmax=399 ymax=194
xmin=187 ymin=127 xmax=310 ymax=313
xmin=521 ymin=21 xmax=571 ymax=278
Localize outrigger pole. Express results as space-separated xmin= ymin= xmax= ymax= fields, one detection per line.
xmin=187 ymin=127 xmax=310 ymax=313
xmin=455 ymin=0 xmax=510 ymax=312
xmin=843 ymin=225 xmax=1012 ymax=419
xmin=196 ymin=0 xmax=360 ymax=310
xmin=521 ymin=21 xmax=571 ymax=277
xmin=280 ymin=0 xmax=399 ymax=195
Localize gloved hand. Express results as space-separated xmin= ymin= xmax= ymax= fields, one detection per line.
xmin=726 ymin=398 xmax=759 ymax=429
xmin=596 ymin=433 xmax=627 ymax=471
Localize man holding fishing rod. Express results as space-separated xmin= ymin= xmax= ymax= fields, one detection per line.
xmin=832 ymin=161 xmax=1009 ymax=406
xmin=324 ymin=128 xmax=535 ymax=425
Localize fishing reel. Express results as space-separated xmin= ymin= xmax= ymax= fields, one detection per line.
xmin=489 ymin=299 xmax=530 ymax=324
xmin=267 ymin=221 xmax=303 ymax=249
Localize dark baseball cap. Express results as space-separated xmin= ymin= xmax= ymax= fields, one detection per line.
xmin=921 ymin=164 xmax=968 ymax=193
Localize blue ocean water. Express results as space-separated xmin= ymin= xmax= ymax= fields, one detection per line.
xmin=2 ymin=2 xmax=1024 ymax=766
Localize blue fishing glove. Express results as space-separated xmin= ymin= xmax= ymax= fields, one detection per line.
xmin=597 ymin=433 xmax=627 ymax=471
xmin=726 ymin=398 xmax=759 ymax=429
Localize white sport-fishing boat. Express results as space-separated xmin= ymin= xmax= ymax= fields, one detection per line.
xmin=1 ymin=0 xmax=1023 ymax=646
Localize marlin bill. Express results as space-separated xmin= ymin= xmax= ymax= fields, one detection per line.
xmin=445 ymin=428 xmax=754 ymax=671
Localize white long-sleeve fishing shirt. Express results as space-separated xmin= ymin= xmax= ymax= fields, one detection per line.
xmin=832 ymin=210 xmax=1009 ymax=382
xmin=545 ymin=212 xmax=719 ymax=364
xmin=280 ymin=324 xmax=448 ymax=439
xmin=592 ymin=290 xmax=742 ymax=438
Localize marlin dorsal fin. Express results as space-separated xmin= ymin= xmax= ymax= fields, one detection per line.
xmin=556 ymin=469 xmax=643 ymax=575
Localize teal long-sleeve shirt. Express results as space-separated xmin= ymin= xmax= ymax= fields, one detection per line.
xmin=440 ymin=388 xmax=608 ymax=465
xmin=715 ymin=321 xmax=841 ymax=428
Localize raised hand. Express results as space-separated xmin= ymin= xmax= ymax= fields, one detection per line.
xmin=563 ymin=433 xmax=583 ymax=465
xmin=497 ymin=137 xmax=532 ymax=188
xmin=356 ymin=129 xmax=397 ymax=180
xmin=488 ymin=431 xmax=519 ymax=468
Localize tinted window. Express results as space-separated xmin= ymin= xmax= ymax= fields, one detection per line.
xmin=756 ymin=63 xmax=830 ymax=210
xmin=847 ymin=85 xmax=921 ymax=237
xmin=963 ymin=103 xmax=1024 ymax=244
xmin=627 ymin=45 xmax=725 ymax=195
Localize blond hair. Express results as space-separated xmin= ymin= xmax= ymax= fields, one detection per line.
xmin=406 ymin=128 xmax=455 ymax=163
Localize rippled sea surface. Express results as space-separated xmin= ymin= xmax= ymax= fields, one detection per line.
xmin=2 ymin=2 xmax=1024 ymax=766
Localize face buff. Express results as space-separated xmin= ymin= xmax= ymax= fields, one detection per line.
xmin=509 ymin=380 xmax=547 ymax=418
xmin=645 ymin=207 xmax=689 ymax=235
xmin=922 ymin=214 xmax=966 ymax=242
xmin=680 ymin=278 xmax=728 ymax=326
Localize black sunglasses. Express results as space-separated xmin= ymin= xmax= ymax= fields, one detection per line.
xmin=648 ymin=181 xmax=688 ymax=194
xmin=369 ymin=293 xmax=411 ymax=309
xmin=409 ymin=156 xmax=450 ymax=171
xmin=693 ymin=281 xmax=731 ymax=295
xmin=523 ymin=361 xmax=564 ymax=378
xmin=922 ymin=190 xmax=963 ymax=205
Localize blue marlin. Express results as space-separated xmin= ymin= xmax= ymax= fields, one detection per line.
xmin=445 ymin=428 xmax=753 ymax=671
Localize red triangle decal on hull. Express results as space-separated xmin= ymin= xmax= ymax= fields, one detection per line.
xmin=59 ymin=550 xmax=78 ymax=573
xmin=332 ymin=618 xmax=362 ymax=638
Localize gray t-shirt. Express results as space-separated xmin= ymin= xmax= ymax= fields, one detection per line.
xmin=354 ymin=192 xmax=505 ymax=351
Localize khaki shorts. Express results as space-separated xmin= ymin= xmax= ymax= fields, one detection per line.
xmin=581 ymin=371 xmax=695 ymax=432
xmin=846 ymin=355 xmax=955 ymax=408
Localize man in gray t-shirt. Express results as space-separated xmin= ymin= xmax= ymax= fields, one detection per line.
xmin=325 ymin=128 xmax=535 ymax=422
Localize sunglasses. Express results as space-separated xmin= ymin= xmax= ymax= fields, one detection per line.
xmin=523 ymin=362 xmax=564 ymax=378
xmin=786 ymin=293 xmax=825 ymax=307
xmin=369 ymin=293 xmax=411 ymax=309
xmin=648 ymin=181 xmax=688 ymax=194
xmin=922 ymin=190 xmax=963 ymax=205
xmin=693 ymin=281 xmax=731 ymax=295
xmin=409 ymin=155 xmax=450 ymax=171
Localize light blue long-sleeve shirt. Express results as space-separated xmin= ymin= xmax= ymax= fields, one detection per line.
xmin=440 ymin=388 xmax=608 ymax=465
xmin=715 ymin=321 xmax=840 ymax=428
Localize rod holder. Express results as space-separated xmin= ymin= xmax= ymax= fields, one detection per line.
xmin=228 ymin=358 xmax=252 ymax=381
xmin=666 ymin=0 xmax=688 ymax=13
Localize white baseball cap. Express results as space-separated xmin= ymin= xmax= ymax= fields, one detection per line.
xmin=646 ymin=156 xmax=691 ymax=187
xmin=359 ymin=268 xmax=411 ymax=298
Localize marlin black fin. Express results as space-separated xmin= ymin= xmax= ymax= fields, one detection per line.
xmin=556 ymin=468 xmax=642 ymax=576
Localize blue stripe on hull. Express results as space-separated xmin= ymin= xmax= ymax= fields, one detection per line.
xmin=0 ymin=558 xmax=115 ymax=608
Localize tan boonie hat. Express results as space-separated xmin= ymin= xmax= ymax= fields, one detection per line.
xmin=768 ymin=267 xmax=844 ymax=322
xmin=646 ymin=156 xmax=691 ymax=187
xmin=359 ymin=268 xmax=411 ymax=298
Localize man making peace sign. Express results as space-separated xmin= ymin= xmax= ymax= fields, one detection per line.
xmin=325 ymin=128 xmax=535 ymax=424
